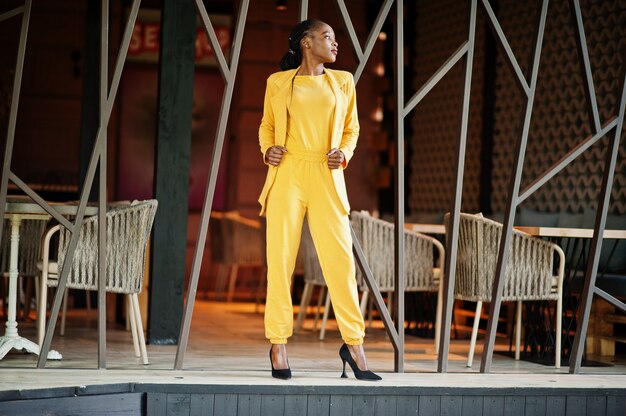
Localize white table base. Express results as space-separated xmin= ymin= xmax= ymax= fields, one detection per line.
xmin=2 ymin=214 xmax=62 ymax=361
xmin=0 ymin=334 xmax=62 ymax=360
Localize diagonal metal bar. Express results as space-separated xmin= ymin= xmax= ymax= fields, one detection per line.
xmin=480 ymin=0 xmax=549 ymax=373
xmin=175 ymin=0 xmax=249 ymax=370
xmin=569 ymin=0 xmax=601 ymax=133
xmin=8 ymin=172 xmax=74 ymax=230
xmin=480 ymin=0 xmax=531 ymax=96
xmin=299 ymin=0 xmax=308 ymax=22
xmin=332 ymin=0 xmax=400 ymax=370
xmin=518 ymin=117 xmax=617 ymax=203
xmin=228 ymin=1 xmax=248 ymax=84
xmin=404 ymin=42 xmax=469 ymax=117
xmin=106 ymin=0 xmax=140 ymax=106
xmin=0 ymin=0 xmax=31 ymax=251
xmin=38 ymin=0 xmax=142 ymax=368
xmin=437 ymin=0 xmax=477 ymax=373
xmin=595 ymin=287 xmax=626 ymax=313
xmin=353 ymin=0 xmax=394 ymax=83
xmin=0 ymin=5 xmax=24 ymax=23
xmin=569 ymin=63 xmax=626 ymax=374
xmin=351 ymin=226 xmax=399 ymax=343
xmin=393 ymin=0 xmax=405 ymax=373
xmin=336 ymin=0 xmax=364 ymax=60
xmin=195 ymin=0 xmax=230 ymax=80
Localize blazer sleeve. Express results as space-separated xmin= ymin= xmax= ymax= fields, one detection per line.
xmin=338 ymin=72 xmax=359 ymax=168
xmin=258 ymin=77 xmax=276 ymax=164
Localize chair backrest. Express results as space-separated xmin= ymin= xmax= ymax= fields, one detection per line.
xmin=445 ymin=212 xmax=558 ymax=302
xmin=351 ymin=211 xmax=437 ymax=292
xmin=224 ymin=211 xmax=265 ymax=266
xmin=209 ymin=211 xmax=264 ymax=266
xmin=1 ymin=219 xmax=47 ymax=277
xmin=53 ymin=200 xmax=158 ymax=294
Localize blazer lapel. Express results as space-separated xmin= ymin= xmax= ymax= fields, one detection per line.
xmin=269 ymin=68 xmax=298 ymax=146
xmin=325 ymin=69 xmax=348 ymax=148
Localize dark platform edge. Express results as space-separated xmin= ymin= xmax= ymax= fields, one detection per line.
xmin=2 ymin=382 xmax=626 ymax=402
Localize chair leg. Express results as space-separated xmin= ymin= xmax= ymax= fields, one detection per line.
xmin=125 ymin=299 xmax=131 ymax=332
xmin=60 ymin=287 xmax=68 ymax=336
xmin=434 ymin=287 xmax=443 ymax=354
xmin=37 ymin=282 xmax=47 ymax=348
xmin=359 ymin=291 xmax=369 ymax=316
xmin=254 ymin=266 xmax=267 ymax=314
xmin=515 ymin=301 xmax=522 ymax=361
xmin=86 ymin=290 xmax=92 ymax=318
xmin=295 ymin=282 xmax=313 ymax=333
xmin=214 ymin=264 xmax=228 ymax=299
xmin=127 ymin=295 xmax=140 ymax=358
xmin=23 ymin=276 xmax=35 ymax=319
xmin=556 ymin=297 xmax=562 ymax=369
xmin=226 ymin=265 xmax=239 ymax=303
xmin=320 ymin=290 xmax=331 ymax=341
xmin=368 ymin=296 xmax=374 ymax=329
xmin=131 ymin=293 xmax=149 ymax=365
xmin=467 ymin=301 xmax=482 ymax=367
xmin=313 ymin=286 xmax=326 ymax=331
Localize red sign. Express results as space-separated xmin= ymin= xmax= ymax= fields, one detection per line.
xmin=127 ymin=11 xmax=231 ymax=66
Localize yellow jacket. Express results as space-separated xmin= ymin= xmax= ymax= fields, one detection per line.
xmin=258 ymin=67 xmax=360 ymax=216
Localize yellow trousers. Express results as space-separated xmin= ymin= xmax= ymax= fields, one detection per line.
xmin=264 ymin=149 xmax=365 ymax=345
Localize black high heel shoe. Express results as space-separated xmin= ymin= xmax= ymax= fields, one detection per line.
xmin=339 ymin=344 xmax=382 ymax=381
xmin=269 ymin=348 xmax=292 ymax=380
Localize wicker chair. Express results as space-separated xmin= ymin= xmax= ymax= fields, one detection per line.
xmin=37 ymin=199 xmax=158 ymax=364
xmin=210 ymin=211 xmax=265 ymax=302
xmin=445 ymin=212 xmax=565 ymax=368
xmin=352 ymin=211 xmax=444 ymax=351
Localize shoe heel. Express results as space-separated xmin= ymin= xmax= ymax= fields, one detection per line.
xmin=340 ymin=359 xmax=348 ymax=378
xmin=338 ymin=343 xmax=382 ymax=381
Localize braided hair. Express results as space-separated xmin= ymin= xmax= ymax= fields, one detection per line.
xmin=279 ymin=19 xmax=325 ymax=70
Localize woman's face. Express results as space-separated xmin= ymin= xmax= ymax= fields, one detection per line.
xmin=302 ymin=23 xmax=338 ymax=64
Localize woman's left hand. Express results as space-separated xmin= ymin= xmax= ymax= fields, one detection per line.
xmin=327 ymin=148 xmax=345 ymax=169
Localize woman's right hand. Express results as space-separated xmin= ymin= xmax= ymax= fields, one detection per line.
xmin=265 ymin=146 xmax=288 ymax=166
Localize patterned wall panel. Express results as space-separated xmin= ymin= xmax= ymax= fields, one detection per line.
xmin=491 ymin=0 xmax=626 ymax=214
xmin=408 ymin=0 xmax=485 ymax=214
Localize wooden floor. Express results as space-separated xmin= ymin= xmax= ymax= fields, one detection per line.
xmin=1 ymin=300 xmax=626 ymax=415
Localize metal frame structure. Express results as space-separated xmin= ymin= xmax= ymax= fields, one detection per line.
xmin=0 ymin=0 xmax=622 ymax=374
xmin=478 ymin=0 xmax=550 ymax=373
xmin=174 ymin=0 xmax=251 ymax=370
xmin=0 ymin=0 xmax=142 ymax=369
xmin=566 ymin=0 xmax=626 ymax=374
xmin=475 ymin=0 xmax=626 ymax=373
xmin=36 ymin=0 xmax=143 ymax=369
xmin=435 ymin=0 xmax=479 ymax=373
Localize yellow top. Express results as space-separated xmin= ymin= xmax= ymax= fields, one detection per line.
xmin=286 ymin=74 xmax=335 ymax=152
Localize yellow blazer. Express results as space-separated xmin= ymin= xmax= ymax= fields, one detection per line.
xmin=258 ymin=67 xmax=360 ymax=216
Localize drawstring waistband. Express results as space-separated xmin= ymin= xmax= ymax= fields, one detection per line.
xmin=283 ymin=148 xmax=328 ymax=162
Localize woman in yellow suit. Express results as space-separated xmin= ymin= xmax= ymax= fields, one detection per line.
xmin=259 ymin=19 xmax=380 ymax=381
